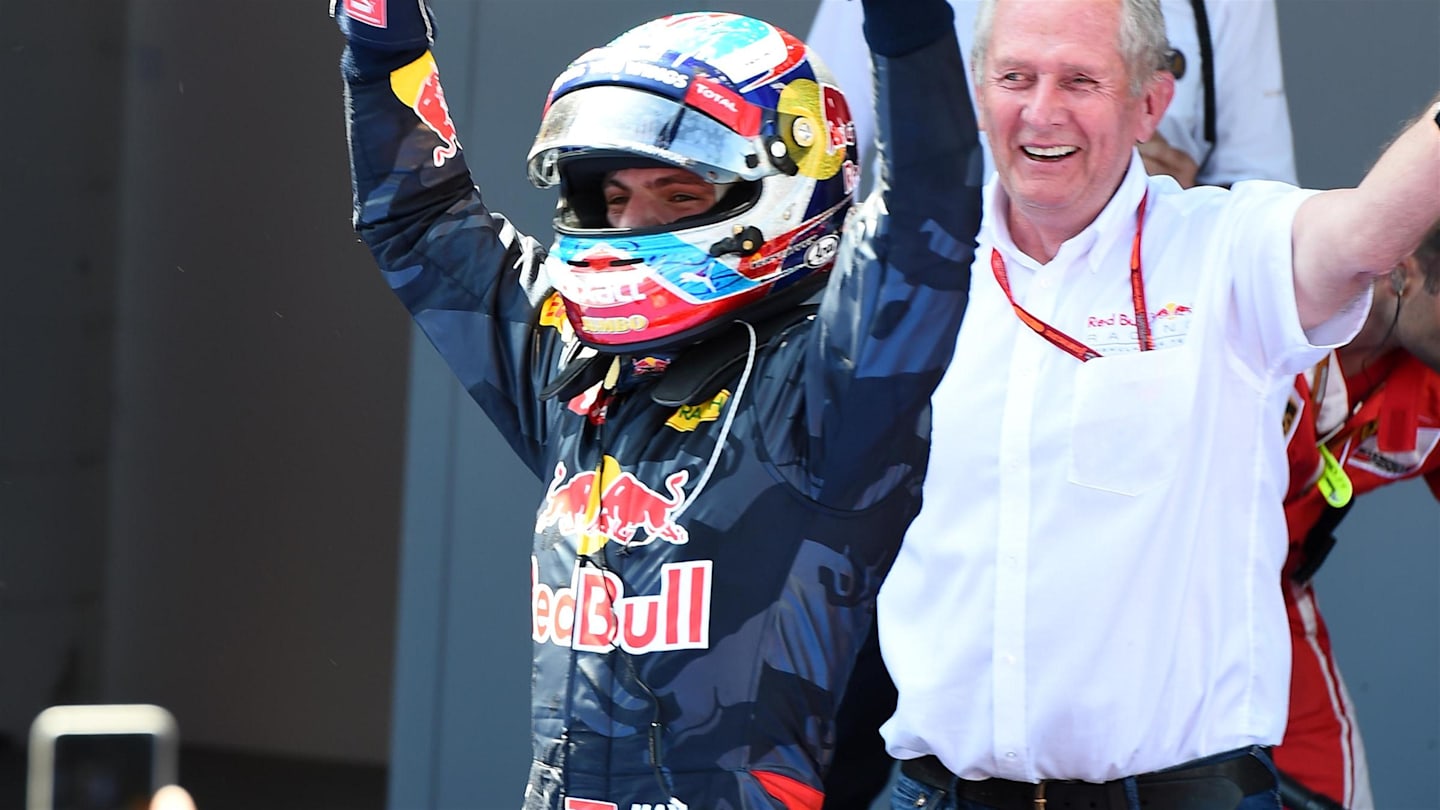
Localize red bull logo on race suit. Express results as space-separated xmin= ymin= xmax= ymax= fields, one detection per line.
xmin=533 ymin=557 xmax=712 ymax=654
xmin=536 ymin=457 xmax=690 ymax=555
xmin=389 ymin=52 xmax=460 ymax=167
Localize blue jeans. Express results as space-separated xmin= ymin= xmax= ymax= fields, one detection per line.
xmin=891 ymin=747 xmax=1282 ymax=810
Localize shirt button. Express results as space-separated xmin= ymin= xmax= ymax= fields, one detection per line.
xmin=1006 ymin=751 xmax=1017 ymax=759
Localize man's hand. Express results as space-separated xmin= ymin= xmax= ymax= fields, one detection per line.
xmin=150 ymin=786 xmax=197 ymax=810
xmin=1139 ymin=131 xmax=1200 ymax=188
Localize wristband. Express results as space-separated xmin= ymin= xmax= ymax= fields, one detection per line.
xmin=333 ymin=0 xmax=434 ymax=52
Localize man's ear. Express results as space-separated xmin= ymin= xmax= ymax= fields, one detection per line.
xmin=1135 ymin=70 xmax=1175 ymax=143
xmin=1391 ymin=261 xmax=1411 ymax=297
xmin=1393 ymin=252 xmax=1433 ymax=297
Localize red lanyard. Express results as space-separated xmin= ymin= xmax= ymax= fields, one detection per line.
xmin=990 ymin=193 xmax=1153 ymax=361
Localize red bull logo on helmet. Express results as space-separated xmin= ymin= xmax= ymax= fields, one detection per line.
xmin=533 ymin=557 xmax=713 ymax=654
xmin=536 ymin=458 xmax=691 ymax=555
xmin=822 ymin=82 xmax=855 ymax=156
xmin=389 ymin=51 xmax=460 ymax=167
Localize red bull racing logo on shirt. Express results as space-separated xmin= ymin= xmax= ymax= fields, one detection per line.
xmin=389 ymin=52 xmax=460 ymax=167
xmin=536 ymin=457 xmax=690 ymax=555
xmin=533 ymin=557 xmax=712 ymax=654
xmin=1083 ymin=301 xmax=1195 ymax=351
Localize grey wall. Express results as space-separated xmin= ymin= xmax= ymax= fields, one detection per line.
xmin=0 ymin=0 xmax=127 ymax=740
xmin=3 ymin=0 xmax=409 ymax=766
xmin=99 ymin=1 xmax=410 ymax=762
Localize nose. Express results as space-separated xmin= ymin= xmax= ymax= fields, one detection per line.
xmin=1021 ymin=77 xmax=1065 ymax=129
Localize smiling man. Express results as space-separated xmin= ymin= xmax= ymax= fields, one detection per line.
xmin=971 ymin=0 xmax=1173 ymax=261
xmin=874 ymin=0 xmax=1440 ymax=808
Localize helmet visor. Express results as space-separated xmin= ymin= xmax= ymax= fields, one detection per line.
xmin=528 ymin=86 xmax=771 ymax=188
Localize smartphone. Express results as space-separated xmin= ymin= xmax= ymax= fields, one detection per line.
xmin=26 ymin=704 xmax=179 ymax=810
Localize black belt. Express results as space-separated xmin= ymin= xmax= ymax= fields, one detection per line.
xmin=900 ymin=749 xmax=1275 ymax=810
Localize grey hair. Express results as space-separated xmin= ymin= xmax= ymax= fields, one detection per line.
xmin=972 ymin=0 xmax=1170 ymax=97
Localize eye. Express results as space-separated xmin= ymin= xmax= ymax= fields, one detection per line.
xmin=605 ymin=193 xmax=629 ymax=208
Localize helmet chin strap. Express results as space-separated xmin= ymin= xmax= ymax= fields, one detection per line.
xmin=670 ymin=320 xmax=757 ymax=524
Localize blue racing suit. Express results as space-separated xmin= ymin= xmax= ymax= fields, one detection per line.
xmin=338 ymin=3 xmax=980 ymax=807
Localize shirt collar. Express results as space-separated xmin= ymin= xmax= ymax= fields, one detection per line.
xmin=981 ymin=150 xmax=1151 ymax=274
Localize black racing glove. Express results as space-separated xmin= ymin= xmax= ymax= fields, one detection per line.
xmin=860 ymin=0 xmax=956 ymax=57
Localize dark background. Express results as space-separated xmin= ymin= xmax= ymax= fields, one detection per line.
xmin=1 ymin=1 xmax=1435 ymax=809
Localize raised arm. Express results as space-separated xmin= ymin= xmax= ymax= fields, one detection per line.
xmin=1292 ymin=100 xmax=1440 ymax=330
xmin=805 ymin=0 xmax=983 ymax=504
xmin=334 ymin=0 xmax=556 ymax=474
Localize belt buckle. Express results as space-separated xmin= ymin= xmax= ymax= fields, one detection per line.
xmin=1033 ymin=780 xmax=1049 ymax=809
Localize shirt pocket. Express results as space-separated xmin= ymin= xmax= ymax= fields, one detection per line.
xmin=1068 ymin=349 xmax=1198 ymax=496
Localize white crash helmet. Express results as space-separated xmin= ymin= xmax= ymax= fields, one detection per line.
xmin=526 ymin=11 xmax=860 ymax=353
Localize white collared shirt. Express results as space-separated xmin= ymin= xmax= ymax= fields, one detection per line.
xmin=877 ymin=154 xmax=1368 ymax=781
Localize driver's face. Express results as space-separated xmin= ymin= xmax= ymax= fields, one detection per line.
xmin=604 ymin=167 xmax=718 ymax=228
